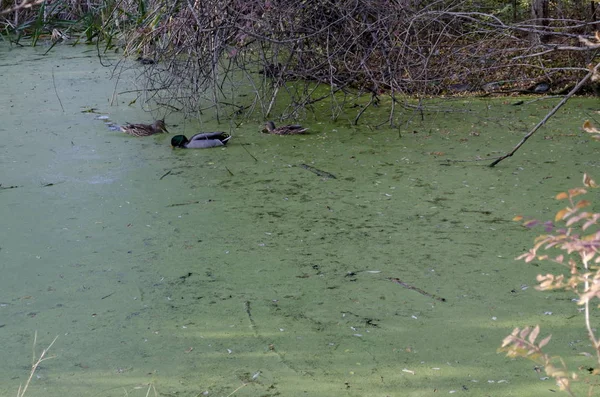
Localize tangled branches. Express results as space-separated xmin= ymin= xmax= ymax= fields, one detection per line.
xmin=119 ymin=0 xmax=600 ymax=123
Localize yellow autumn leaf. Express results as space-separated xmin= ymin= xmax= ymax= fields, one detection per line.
xmin=555 ymin=208 xmax=569 ymax=221
xmin=582 ymin=234 xmax=597 ymax=241
xmin=555 ymin=192 xmax=568 ymax=200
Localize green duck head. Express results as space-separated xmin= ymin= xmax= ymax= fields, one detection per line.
xmin=171 ymin=135 xmax=189 ymax=148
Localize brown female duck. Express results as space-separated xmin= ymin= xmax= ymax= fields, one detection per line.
xmin=121 ymin=119 xmax=168 ymax=136
xmin=262 ymin=121 xmax=308 ymax=135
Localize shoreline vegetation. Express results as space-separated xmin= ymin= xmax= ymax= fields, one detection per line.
xmin=0 ymin=1 xmax=598 ymax=124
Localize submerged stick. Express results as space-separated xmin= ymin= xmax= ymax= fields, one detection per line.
xmin=489 ymin=64 xmax=599 ymax=167
xmin=167 ymin=201 xmax=201 ymax=207
xmin=241 ymin=143 xmax=258 ymax=162
xmin=51 ymin=69 xmax=64 ymax=113
xmin=159 ymin=170 xmax=172 ymax=180
xmin=389 ymin=278 xmax=446 ymax=302
xmin=298 ymin=163 xmax=337 ymax=179
xmin=244 ymin=301 xmax=256 ymax=331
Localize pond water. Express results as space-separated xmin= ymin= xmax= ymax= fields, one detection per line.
xmin=1 ymin=43 xmax=599 ymax=397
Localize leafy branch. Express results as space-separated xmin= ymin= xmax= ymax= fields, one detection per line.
xmin=499 ymin=173 xmax=600 ymax=396
xmin=500 ymin=325 xmax=573 ymax=395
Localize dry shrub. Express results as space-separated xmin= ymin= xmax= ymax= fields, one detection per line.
xmin=118 ymin=0 xmax=597 ymax=122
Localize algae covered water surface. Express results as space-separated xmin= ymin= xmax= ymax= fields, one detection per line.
xmin=1 ymin=43 xmax=599 ymax=397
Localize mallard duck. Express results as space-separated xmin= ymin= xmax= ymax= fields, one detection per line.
xmin=121 ymin=119 xmax=168 ymax=136
xmin=262 ymin=121 xmax=308 ymax=135
xmin=171 ymin=132 xmax=231 ymax=149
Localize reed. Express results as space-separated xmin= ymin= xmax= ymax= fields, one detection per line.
xmin=0 ymin=0 xmax=132 ymax=47
xmin=16 ymin=332 xmax=58 ymax=397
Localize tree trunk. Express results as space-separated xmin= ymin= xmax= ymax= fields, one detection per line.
xmin=530 ymin=0 xmax=549 ymax=44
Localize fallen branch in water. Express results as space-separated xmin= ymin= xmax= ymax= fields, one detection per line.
xmin=159 ymin=170 xmax=172 ymax=180
xmin=489 ymin=63 xmax=600 ymax=167
xmin=51 ymin=69 xmax=64 ymax=113
xmin=298 ymin=163 xmax=337 ymax=179
xmin=241 ymin=143 xmax=258 ymax=162
xmin=389 ymin=277 xmax=446 ymax=302
xmin=167 ymin=201 xmax=201 ymax=207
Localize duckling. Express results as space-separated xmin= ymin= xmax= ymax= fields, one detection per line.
xmin=121 ymin=119 xmax=168 ymax=136
xmin=171 ymin=132 xmax=231 ymax=149
xmin=262 ymin=121 xmax=308 ymax=135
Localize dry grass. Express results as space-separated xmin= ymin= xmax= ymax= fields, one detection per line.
xmin=16 ymin=332 xmax=58 ymax=397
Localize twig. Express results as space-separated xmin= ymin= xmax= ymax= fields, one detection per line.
xmin=110 ymin=66 xmax=121 ymax=106
xmin=240 ymin=143 xmax=258 ymax=162
xmin=51 ymin=69 xmax=64 ymax=113
xmin=166 ymin=201 xmax=201 ymax=207
xmin=512 ymin=40 xmax=600 ymax=60
xmin=144 ymin=383 xmax=157 ymax=397
xmin=225 ymin=382 xmax=248 ymax=397
xmin=442 ymin=156 xmax=501 ymax=164
xmin=354 ymin=93 xmax=377 ymax=125
xmin=17 ymin=332 xmax=58 ymax=397
xmin=389 ymin=278 xmax=446 ymax=302
xmin=244 ymin=300 xmax=256 ymax=331
xmin=489 ymin=64 xmax=599 ymax=167
xmin=159 ymin=170 xmax=172 ymax=180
